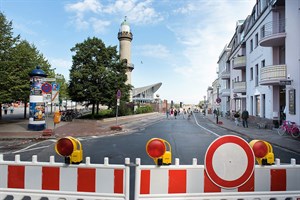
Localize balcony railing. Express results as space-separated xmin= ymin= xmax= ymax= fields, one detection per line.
xmin=259 ymin=19 xmax=286 ymax=47
xmin=260 ymin=64 xmax=286 ymax=85
xmin=233 ymin=81 xmax=246 ymax=93
xmin=233 ymin=56 xmax=246 ymax=70
xmin=221 ymin=88 xmax=230 ymax=97
xmin=220 ymin=70 xmax=230 ymax=79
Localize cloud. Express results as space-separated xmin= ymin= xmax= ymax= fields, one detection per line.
xmin=136 ymin=44 xmax=171 ymax=59
xmin=65 ymin=0 xmax=102 ymax=13
xmin=65 ymin=0 xmax=163 ymax=32
xmin=90 ymin=18 xmax=111 ymax=33
xmin=49 ymin=58 xmax=72 ymax=69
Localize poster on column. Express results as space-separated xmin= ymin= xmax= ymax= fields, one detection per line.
xmin=29 ymin=102 xmax=45 ymax=121
xmin=30 ymin=77 xmax=44 ymax=95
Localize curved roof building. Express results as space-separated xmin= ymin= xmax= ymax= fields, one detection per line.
xmin=132 ymin=82 xmax=162 ymax=103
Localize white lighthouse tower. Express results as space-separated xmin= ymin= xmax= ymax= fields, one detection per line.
xmin=118 ymin=17 xmax=134 ymax=87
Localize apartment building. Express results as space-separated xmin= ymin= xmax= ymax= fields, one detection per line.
xmin=215 ymin=0 xmax=300 ymax=126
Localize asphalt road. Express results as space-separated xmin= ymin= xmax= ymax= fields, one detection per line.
xmin=3 ymin=112 xmax=300 ymax=164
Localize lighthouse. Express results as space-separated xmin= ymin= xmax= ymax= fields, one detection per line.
xmin=118 ymin=17 xmax=134 ymax=87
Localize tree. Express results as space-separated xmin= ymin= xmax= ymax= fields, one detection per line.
xmin=10 ymin=40 xmax=51 ymax=118
xmin=0 ymin=12 xmax=20 ymax=118
xmin=68 ymin=37 xmax=131 ymax=116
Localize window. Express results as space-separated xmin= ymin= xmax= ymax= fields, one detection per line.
xmin=261 ymin=60 xmax=265 ymax=67
xmin=250 ymin=39 xmax=253 ymax=52
xmin=255 ymin=33 xmax=258 ymax=48
xmin=261 ymin=25 xmax=265 ymax=38
xmin=255 ymin=64 xmax=259 ymax=86
xmin=255 ymin=95 xmax=260 ymax=116
xmin=250 ymin=67 xmax=253 ymax=80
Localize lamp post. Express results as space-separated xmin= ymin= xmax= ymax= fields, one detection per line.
xmin=203 ymin=95 xmax=206 ymax=116
xmin=216 ymin=83 xmax=221 ymax=124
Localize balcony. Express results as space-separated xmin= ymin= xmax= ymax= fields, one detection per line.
xmin=220 ymin=89 xmax=230 ymax=97
xmin=233 ymin=56 xmax=246 ymax=70
xmin=260 ymin=64 xmax=287 ymax=85
xmin=259 ymin=19 xmax=286 ymax=47
xmin=233 ymin=81 xmax=246 ymax=93
xmin=220 ymin=70 xmax=230 ymax=80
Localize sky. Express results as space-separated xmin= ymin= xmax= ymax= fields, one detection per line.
xmin=0 ymin=0 xmax=255 ymax=104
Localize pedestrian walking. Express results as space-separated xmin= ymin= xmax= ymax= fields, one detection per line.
xmin=9 ymin=105 xmax=14 ymax=114
xmin=242 ymin=109 xmax=249 ymax=128
xmin=166 ymin=109 xmax=169 ymax=119
xmin=174 ymin=109 xmax=178 ymax=119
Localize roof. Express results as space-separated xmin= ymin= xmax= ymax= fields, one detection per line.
xmin=132 ymin=82 xmax=162 ymax=96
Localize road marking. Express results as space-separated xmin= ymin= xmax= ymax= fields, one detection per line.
xmin=193 ymin=113 xmax=220 ymax=137
xmin=10 ymin=139 xmax=57 ymax=154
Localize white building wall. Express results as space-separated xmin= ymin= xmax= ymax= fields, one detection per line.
xmin=285 ymin=0 xmax=300 ymax=123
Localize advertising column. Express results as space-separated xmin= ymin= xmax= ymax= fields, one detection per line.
xmin=28 ymin=66 xmax=48 ymax=131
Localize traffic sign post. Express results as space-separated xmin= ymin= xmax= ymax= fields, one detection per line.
xmin=116 ymin=90 xmax=121 ymax=125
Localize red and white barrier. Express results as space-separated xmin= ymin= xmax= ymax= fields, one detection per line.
xmin=134 ymin=158 xmax=300 ymax=200
xmin=0 ymin=154 xmax=130 ymax=200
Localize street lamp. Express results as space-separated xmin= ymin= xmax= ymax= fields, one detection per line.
xmin=203 ymin=95 xmax=206 ymax=116
xmin=216 ymin=83 xmax=221 ymax=124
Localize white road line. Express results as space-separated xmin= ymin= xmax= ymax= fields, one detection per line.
xmin=193 ymin=113 xmax=220 ymax=137
xmin=12 ymin=145 xmax=51 ymax=154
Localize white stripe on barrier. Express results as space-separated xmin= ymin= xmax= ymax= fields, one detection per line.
xmin=0 ymin=154 xmax=130 ymax=200
xmin=134 ymin=158 xmax=300 ymax=200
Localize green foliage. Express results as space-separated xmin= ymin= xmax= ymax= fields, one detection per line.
xmin=68 ymin=37 xmax=132 ymax=116
xmin=117 ymin=101 xmax=134 ymax=116
xmin=80 ymin=109 xmax=114 ymax=119
xmin=0 ymin=12 xmax=53 ymax=118
xmin=135 ymin=105 xmax=153 ymax=114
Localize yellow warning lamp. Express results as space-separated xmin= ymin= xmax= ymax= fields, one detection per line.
xmin=53 ymin=111 xmax=61 ymax=124
xmin=249 ymin=140 xmax=274 ymax=165
xmin=55 ymin=137 xmax=83 ymax=164
xmin=146 ymin=138 xmax=172 ymax=166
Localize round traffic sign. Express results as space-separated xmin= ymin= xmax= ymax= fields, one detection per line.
xmin=216 ymin=97 xmax=221 ymax=103
xmin=117 ymin=89 xmax=121 ymax=99
xmin=41 ymin=82 xmax=52 ymax=94
xmin=204 ymin=135 xmax=255 ymax=189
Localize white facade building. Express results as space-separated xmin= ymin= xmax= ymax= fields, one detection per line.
xmin=216 ymin=0 xmax=300 ymax=126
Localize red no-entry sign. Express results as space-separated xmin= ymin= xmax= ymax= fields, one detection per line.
xmin=204 ymin=135 xmax=255 ymax=189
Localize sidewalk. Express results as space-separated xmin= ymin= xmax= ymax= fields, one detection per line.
xmin=205 ymin=114 xmax=300 ymax=154
xmin=0 ymin=112 xmax=164 ymax=139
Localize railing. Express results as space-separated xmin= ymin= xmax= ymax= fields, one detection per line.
xmin=261 ymin=18 xmax=285 ymax=39
xmin=233 ymin=81 xmax=246 ymax=93
xmin=233 ymin=56 xmax=246 ymax=69
xmin=260 ymin=64 xmax=286 ymax=85
xmin=220 ymin=70 xmax=230 ymax=79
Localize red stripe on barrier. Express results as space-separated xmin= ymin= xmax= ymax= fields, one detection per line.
xmin=114 ymin=169 xmax=124 ymax=194
xmin=78 ymin=168 xmax=96 ymax=192
xmin=42 ymin=167 xmax=60 ymax=190
xmin=204 ymin=170 xmax=221 ymax=192
xmin=271 ymin=169 xmax=286 ymax=191
xmin=140 ymin=170 xmax=150 ymax=194
xmin=169 ymin=170 xmax=186 ymax=193
xmin=238 ymin=172 xmax=254 ymax=192
xmin=8 ymin=165 xmax=24 ymax=189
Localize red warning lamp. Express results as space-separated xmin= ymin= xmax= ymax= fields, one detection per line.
xmin=249 ymin=140 xmax=274 ymax=165
xmin=55 ymin=136 xmax=83 ymax=164
xmin=56 ymin=137 xmax=74 ymax=156
xmin=252 ymin=140 xmax=268 ymax=158
xmin=146 ymin=138 xmax=172 ymax=166
xmin=146 ymin=139 xmax=166 ymax=158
